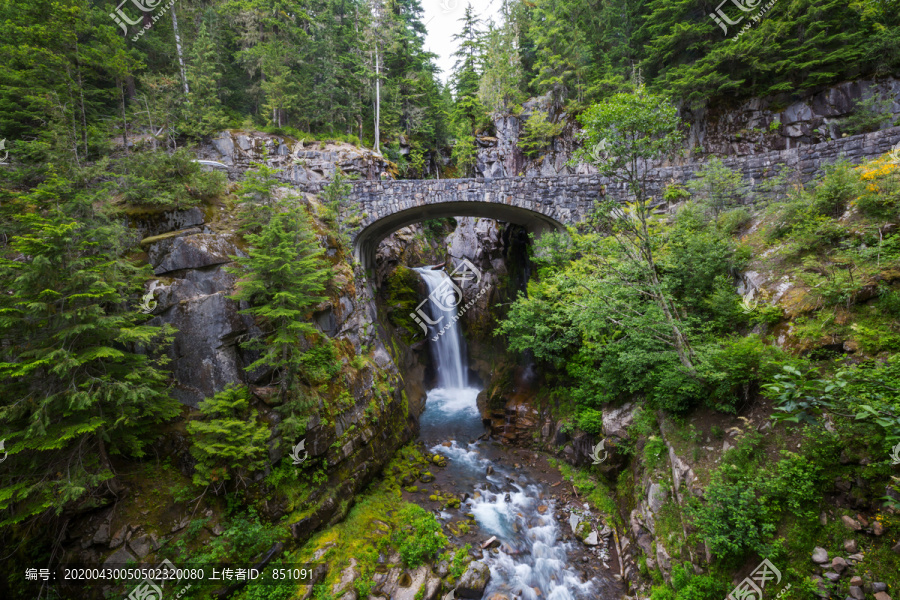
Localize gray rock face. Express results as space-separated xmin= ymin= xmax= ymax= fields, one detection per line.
xmin=648 ymin=482 xmax=667 ymax=514
xmin=602 ymin=402 xmax=637 ymax=439
xmin=456 ymin=561 xmax=491 ymax=598
xmin=149 ymin=233 xmax=244 ymax=275
xmin=476 ymin=78 xmax=900 ymax=179
xmin=198 ymin=130 xmax=393 ymax=183
xmin=130 ymin=207 xmax=206 ymax=239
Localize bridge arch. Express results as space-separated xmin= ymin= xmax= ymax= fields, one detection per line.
xmin=344 ymin=177 xmax=601 ymax=269
xmin=353 ymin=201 xmax=567 ymax=269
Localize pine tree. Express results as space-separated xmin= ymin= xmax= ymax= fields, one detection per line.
xmin=0 ymin=181 xmax=179 ymax=529
xmin=186 ymin=385 xmax=270 ymax=491
xmin=181 ymin=21 xmax=229 ymax=137
xmin=228 ymin=201 xmax=332 ymax=398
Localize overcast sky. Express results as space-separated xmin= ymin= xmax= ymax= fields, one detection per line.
xmin=420 ymin=0 xmax=503 ymax=85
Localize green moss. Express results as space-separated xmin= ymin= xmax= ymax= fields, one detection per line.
xmin=384 ymin=265 xmax=424 ymax=344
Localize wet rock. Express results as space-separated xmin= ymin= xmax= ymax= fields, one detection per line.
xmin=148 ymin=233 xmax=243 ymax=275
xmin=129 ymin=533 xmax=158 ymax=559
xmin=109 ymin=525 xmax=128 ymax=549
xmin=812 ymin=547 xmax=829 ymax=563
xmin=482 ymin=536 xmax=500 ymax=549
xmin=457 ymin=561 xmax=491 ymax=598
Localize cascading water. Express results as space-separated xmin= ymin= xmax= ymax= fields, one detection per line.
xmin=412 ymin=265 xmax=615 ymax=600
xmin=413 ymin=267 xmax=468 ymax=389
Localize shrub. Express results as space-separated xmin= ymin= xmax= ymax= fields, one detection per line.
xmin=116 ymin=148 xmax=226 ymax=208
xmin=687 ymin=158 xmax=748 ymax=217
xmin=392 ymin=505 xmax=447 ymax=567
xmin=699 ymin=335 xmax=785 ymax=414
xmin=717 ymin=207 xmax=752 ymax=235
xmin=520 ymin=110 xmax=565 ymax=158
xmin=838 ymin=94 xmax=895 ymax=136
xmin=811 ymin=160 xmax=863 ymax=218
xmin=187 ymin=385 xmax=270 ymax=491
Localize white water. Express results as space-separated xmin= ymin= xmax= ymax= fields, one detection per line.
xmin=413 ymin=266 xmax=605 ymax=600
xmin=413 ymin=267 xmax=468 ymax=389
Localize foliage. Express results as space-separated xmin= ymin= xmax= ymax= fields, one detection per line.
xmin=392 ymin=504 xmax=448 ymax=567
xmin=0 ymin=190 xmax=179 ymax=529
xmin=687 ymin=158 xmax=748 ymax=218
xmin=519 ymin=110 xmax=565 ymax=158
xmin=187 ymin=386 xmax=270 ymax=490
xmin=115 ymin=149 xmax=227 ymax=208
xmin=235 ymin=163 xmax=286 ymax=232
xmin=838 ymin=93 xmax=896 ymax=136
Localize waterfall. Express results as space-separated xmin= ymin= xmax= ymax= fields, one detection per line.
xmin=413 ymin=267 xmax=468 ymax=389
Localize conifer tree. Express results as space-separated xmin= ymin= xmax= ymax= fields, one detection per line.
xmin=0 ymin=182 xmax=179 ymax=529
xmin=181 ymin=21 xmax=229 ymax=138
xmin=228 ymin=201 xmax=332 ymax=399
xmin=186 ymin=385 xmax=269 ymax=491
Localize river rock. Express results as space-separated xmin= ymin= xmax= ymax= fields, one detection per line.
xmin=812 ymin=547 xmax=829 ymax=563
xmin=457 ymin=561 xmax=491 ymax=598
xmin=832 ymin=557 xmax=848 ymax=573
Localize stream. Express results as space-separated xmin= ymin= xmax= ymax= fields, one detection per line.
xmin=413 ymin=267 xmax=619 ymax=600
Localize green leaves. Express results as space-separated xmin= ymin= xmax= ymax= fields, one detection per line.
xmin=187 ymin=385 xmax=270 ymax=490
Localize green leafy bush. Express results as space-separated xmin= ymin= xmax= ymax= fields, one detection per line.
xmin=811 ymin=160 xmax=863 ymax=217
xmin=687 ymin=158 xmax=748 ymax=217
xmin=699 ymin=335 xmax=786 ymax=413
xmin=392 ymin=505 xmax=447 ymax=567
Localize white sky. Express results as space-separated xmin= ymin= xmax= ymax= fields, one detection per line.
xmin=421 ymin=0 xmax=503 ymax=85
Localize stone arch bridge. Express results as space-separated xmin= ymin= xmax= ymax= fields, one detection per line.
xmin=290 ymin=127 xmax=900 ymax=269
xmin=344 ymin=176 xmax=604 ymax=269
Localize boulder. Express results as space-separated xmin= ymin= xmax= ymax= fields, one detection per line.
xmin=602 ymin=402 xmax=637 ymax=439
xmin=457 ymin=561 xmax=491 ymax=599
xmin=842 ymin=516 xmax=862 ymax=531
xmin=843 ymin=539 xmax=858 ymax=553
xmin=831 ymin=557 xmax=848 ymax=573
xmin=874 ymin=593 xmax=892 ymax=600
xmin=812 ymin=547 xmax=829 ymax=563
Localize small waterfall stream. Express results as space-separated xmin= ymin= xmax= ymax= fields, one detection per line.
xmin=413 ymin=265 xmax=612 ymax=600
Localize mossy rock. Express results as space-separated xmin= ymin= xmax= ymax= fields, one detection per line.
xmin=432 ymin=455 xmax=448 ymax=467
xmin=575 ymin=520 xmax=592 ymax=541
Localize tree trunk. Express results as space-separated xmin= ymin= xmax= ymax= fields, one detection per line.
xmin=171 ymin=6 xmax=189 ymax=95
